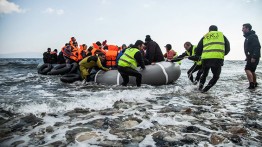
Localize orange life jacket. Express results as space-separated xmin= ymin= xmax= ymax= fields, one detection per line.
xmin=91 ymin=43 xmax=106 ymax=55
xmin=105 ymin=45 xmax=118 ymax=67
xmin=70 ymin=46 xmax=79 ymax=62
xmin=166 ymin=50 xmax=176 ymax=60
xmin=78 ymin=45 xmax=87 ymax=61
xmin=62 ymin=46 xmax=71 ymax=58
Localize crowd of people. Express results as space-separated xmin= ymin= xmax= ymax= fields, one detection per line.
xmin=42 ymin=23 xmax=261 ymax=92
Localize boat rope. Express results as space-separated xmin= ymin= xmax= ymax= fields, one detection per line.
xmin=156 ymin=63 xmax=168 ymax=84
xmin=117 ymin=72 xmax=120 ymax=85
xmin=94 ymin=70 xmax=102 ymax=83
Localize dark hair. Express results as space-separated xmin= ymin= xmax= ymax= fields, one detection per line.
xmin=184 ymin=41 xmax=192 ymax=46
xmin=128 ymin=44 xmax=133 ymax=48
xmin=134 ymin=40 xmax=144 ymax=47
xmin=145 ymin=35 xmax=152 ymax=42
xmin=97 ymin=52 xmax=105 ymax=56
xmin=209 ymin=25 xmax=218 ymax=31
xmin=96 ymin=41 xmax=102 ymax=46
xmin=165 ymin=44 xmax=172 ymax=50
xmin=243 ymin=23 xmax=252 ymax=31
xmin=54 ymin=49 xmax=58 ymax=52
xmin=47 ymin=48 xmax=51 ymax=51
xmin=103 ymin=46 xmax=108 ymax=50
xmin=122 ymin=44 xmax=127 ymax=48
xmin=87 ymin=46 xmax=93 ymax=51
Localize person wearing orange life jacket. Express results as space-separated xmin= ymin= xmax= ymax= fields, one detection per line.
xmin=91 ymin=41 xmax=106 ymax=56
xmin=70 ymin=42 xmax=79 ymax=62
xmin=78 ymin=44 xmax=88 ymax=62
xmin=86 ymin=46 xmax=93 ymax=56
xmin=163 ymin=44 xmax=176 ymax=61
xmin=69 ymin=37 xmax=77 ymax=47
xmin=105 ymin=45 xmax=119 ymax=69
xmin=62 ymin=43 xmax=78 ymax=64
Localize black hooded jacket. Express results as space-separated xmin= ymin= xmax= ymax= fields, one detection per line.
xmin=244 ymin=30 xmax=261 ymax=59
xmin=145 ymin=41 xmax=164 ymax=64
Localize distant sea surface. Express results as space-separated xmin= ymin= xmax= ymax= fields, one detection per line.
xmin=0 ymin=58 xmax=261 ymax=146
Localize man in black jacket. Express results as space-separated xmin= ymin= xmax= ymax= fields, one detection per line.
xmin=242 ymin=23 xmax=261 ymax=89
xmin=144 ymin=35 xmax=164 ymax=64
xmin=195 ymin=25 xmax=230 ymax=93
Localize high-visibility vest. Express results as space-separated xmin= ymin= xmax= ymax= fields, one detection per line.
xmin=202 ymin=31 xmax=225 ymax=59
xmin=186 ymin=45 xmax=202 ymax=65
xmin=118 ymin=48 xmax=139 ymax=69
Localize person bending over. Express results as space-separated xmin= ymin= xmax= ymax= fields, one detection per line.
xmin=118 ymin=40 xmax=146 ymax=87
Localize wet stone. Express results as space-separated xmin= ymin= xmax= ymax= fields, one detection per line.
xmin=229 ymin=135 xmax=242 ymax=146
xmin=210 ymin=134 xmax=225 ymax=145
xmin=159 ymin=104 xmax=182 ymax=113
xmin=47 ymin=140 xmax=66 ymax=147
xmin=113 ymin=100 xmax=133 ymax=109
xmin=95 ymin=140 xmax=124 ymax=147
xmin=47 ymin=113 xmax=58 ymax=118
xmin=76 ymin=131 xmax=98 ymax=142
xmin=54 ymin=122 xmax=64 ymax=127
xmin=11 ymin=113 xmax=43 ymax=131
xmin=245 ymin=122 xmax=262 ymax=129
xmin=0 ymin=127 xmax=12 ymax=138
xmin=228 ymin=126 xmax=248 ymax=136
xmin=45 ymin=126 xmax=54 ymax=133
xmin=181 ymin=126 xmax=200 ymax=133
xmin=65 ymin=128 xmax=92 ymax=143
xmin=11 ymin=140 xmax=25 ymax=146
xmin=99 ymin=108 xmax=116 ymax=115
xmin=0 ymin=117 xmax=8 ymax=125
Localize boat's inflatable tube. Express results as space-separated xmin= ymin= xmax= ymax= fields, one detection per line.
xmin=94 ymin=61 xmax=181 ymax=86
xmin=47 ymin=64 xmax=72 ymax=75
xmin=60 ymin=73 xmax=81 ymax=83
xmin=37 ymin=63 xmax=52 ymax=75
xmin=68 ymin=62 xmax=78 ymax=74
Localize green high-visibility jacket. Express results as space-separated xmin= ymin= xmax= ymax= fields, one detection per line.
xmin=186 ymin=45 xmax=202 ymax=65
xmin=202 ymin=31 xmax=225 ymax=59
xmin=118 ymin=48 xmax=139 ymax=69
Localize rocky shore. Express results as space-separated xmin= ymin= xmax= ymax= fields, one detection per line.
xmin=1 ymin=93 xmax=261 ymax=147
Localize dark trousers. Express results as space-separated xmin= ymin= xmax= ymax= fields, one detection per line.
xmin=118 ymin=66 xmax=142 ymax=87
xmin=187 ymin=63 xmax=203 ymax=82
xmin=199 ymin=65 xmax=221 ymax=90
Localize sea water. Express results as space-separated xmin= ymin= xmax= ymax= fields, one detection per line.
xmin=0 ymin=58 xmax=261 ymax=146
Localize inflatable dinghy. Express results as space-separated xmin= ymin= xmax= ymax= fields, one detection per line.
xmin=94 ymin=61 xmax=180 ymax=86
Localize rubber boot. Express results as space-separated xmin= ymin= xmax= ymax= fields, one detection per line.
xmin=248 ymin=82 xmax=255 ymax=89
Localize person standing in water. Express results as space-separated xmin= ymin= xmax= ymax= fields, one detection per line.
xmin=195 ymin=25 xmax=230 ymax=93
xmin=242 ymin=23 xmax=261 ymax=89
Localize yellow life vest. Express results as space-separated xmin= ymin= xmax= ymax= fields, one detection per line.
xmin=202 ymin=31 xmax=225 ymax=59
xmin=118 ymin=48 xmax=139 ymax=69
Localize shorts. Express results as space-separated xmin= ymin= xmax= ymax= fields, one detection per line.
xmin=245 ymin=58 xmax=260 ymax=72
